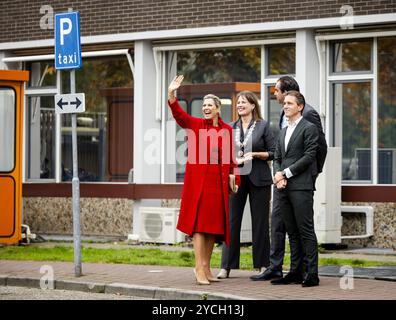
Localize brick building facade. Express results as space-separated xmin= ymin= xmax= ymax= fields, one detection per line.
xmin=0 ymin=0 xmax=395 ymax=248
xmin=1 ymin=0 xmax=396 ymax=43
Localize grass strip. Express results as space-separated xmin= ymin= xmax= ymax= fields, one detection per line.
xmin=0 ymin=245 xmax=394 ymax=269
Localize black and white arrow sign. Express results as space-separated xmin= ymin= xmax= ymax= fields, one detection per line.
xmin=55 ymin=93 xmax=85 ymax=114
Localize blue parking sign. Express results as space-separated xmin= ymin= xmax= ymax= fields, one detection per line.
xmin=54 ymin=12 xmax=82 ymax=70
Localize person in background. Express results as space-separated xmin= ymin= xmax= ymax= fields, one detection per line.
xmin=168 ymin=75 xmax=240 ymax=285
xmin=217 ymin=91 xmax=275 ymax=279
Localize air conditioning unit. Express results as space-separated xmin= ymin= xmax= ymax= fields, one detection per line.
xmin=139 ymin=207 xmax=186 ymax=244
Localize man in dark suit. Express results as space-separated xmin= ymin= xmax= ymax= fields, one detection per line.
xmin=271 ymin=90 xmax=320 ymax=287
xmin=251 ymin=76 xmax=327 ymax=282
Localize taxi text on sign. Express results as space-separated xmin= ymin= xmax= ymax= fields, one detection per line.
xmin=54 ymin=12 xmax=82 ymax=70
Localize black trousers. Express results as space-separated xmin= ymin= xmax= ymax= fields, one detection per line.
xmin=268 ymin=188 xmax=286 ymax=271
xmin=277 ymin=189 xmax=318 ymax=275
xmin=221 ymin=176 xmax=271 ymax=269
xmin=269 ymin=176 xmax=318 ymax=272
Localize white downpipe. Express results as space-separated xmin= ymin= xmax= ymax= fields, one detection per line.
xmin=315 ymin=38 xmax=326 ymax=126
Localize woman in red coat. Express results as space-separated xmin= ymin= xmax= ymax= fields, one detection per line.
xmin=168 ymin=75 xmax=239 ymax=285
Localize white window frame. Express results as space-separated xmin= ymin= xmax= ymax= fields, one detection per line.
xmin=24 ymin=70 xmax=62 ymax=183
xmin=154 ymin=38 xmax=296 ymax=183
xmin=317 ymin=31 xmax=396 ymax=185
xmin=3 ymin=49 xmax=134 ymax=183
xmin=329 ymin=38 xmax=375 ymax=184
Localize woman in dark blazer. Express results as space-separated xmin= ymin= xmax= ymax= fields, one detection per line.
xmin=217 ymin=91 xmax=276 ymax=279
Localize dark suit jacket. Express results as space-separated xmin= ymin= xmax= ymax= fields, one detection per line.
xmin=280 ymin=103 xmax=327 ymax=174
xmin=274 ymin=117 xmax=319 ymax=191
xmin=231 ymin=119 xmax=276 ymax=186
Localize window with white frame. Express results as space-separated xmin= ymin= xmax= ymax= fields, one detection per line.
xmin=333 ymin=81 xmax=372 ymax=182
xmin=161 ymin=42 xmax=296 ymax=183
xmin=25 ymin=53 xmax=134 ymax=182
xmin=264 ymin=43 xmax=296 ymax=140
xmin=60 ymin=56 xmax=133 ymax=182
xmin=163 ymin=46 xmax=261 ymax=183
xmin=330 ymin=37 xmax=396 ymax=184
xmin=25 ymin=60 xmax=57 ymax=180
xmin=378 ymin=37 xmax=396 ymax=184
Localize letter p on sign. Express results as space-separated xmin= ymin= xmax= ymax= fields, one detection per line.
xmin=54 ymin=12 xmax=82 ymax=69
xmin=60 ymin=18 xmax=72 ymax=45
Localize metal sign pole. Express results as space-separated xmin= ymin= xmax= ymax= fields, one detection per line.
xmin=54 ymin=11 xmax=83 ymax=277
xmin=70 ymin=69 xmax=82 ymax=277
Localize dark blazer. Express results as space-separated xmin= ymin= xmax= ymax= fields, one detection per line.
xmin=280 ymin=103 xmax=327 ymax=174
xmin=274 ymin=117 xmax=319 ymax=191
xmin=231 ymin=119 xmax=276 ymax=186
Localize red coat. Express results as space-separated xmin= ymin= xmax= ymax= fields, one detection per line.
xmin=168 ymin=99 xmax=240 ymax=245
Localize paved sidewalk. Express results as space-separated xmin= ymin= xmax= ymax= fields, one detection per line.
xmin=0 ymin=260 xmax=395 ymax=300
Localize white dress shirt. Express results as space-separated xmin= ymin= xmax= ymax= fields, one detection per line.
xmin=281 ymin=113 xmax=289 ymax=129
xmin=284 ymin=115 xmax=303 ymax=178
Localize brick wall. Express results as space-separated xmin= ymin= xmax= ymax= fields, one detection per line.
xmin=0 ymin=0 xmax=395 ymax=43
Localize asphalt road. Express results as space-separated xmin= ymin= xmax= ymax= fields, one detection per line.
xmin=0 ymin=285 xmax=150 ymax=300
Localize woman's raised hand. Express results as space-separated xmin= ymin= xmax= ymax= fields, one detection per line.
xmin=168 ymin=75 xmax=184 ymax=102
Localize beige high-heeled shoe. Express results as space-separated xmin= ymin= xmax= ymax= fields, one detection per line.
xmin=216 ymin=268 xmax=230 ymax=279
xmin=193 ymin=269 xmax=210 ymax=285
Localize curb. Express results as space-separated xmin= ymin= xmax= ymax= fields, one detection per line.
xmin=56 ymin=280 xmax=106 ymax=293
xmin=0 ymin=275 xmax=249 ymax=300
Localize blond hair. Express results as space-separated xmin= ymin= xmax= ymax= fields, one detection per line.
xmin=203 ymin=94 xmax=222 ymax=114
